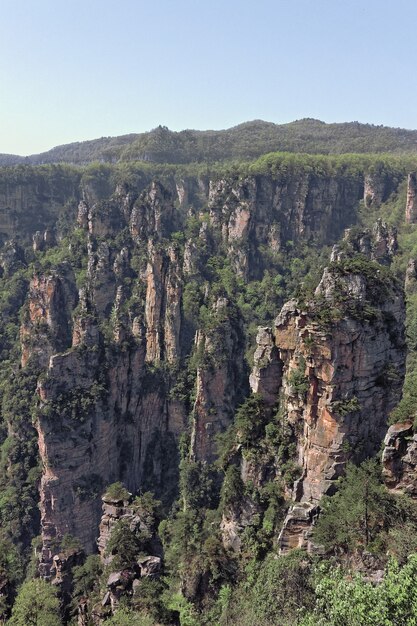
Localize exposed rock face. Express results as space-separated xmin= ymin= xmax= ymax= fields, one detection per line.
xmin=207 ymin=173 xmax=365 ymax=279
xmin=5 ymin=169 xmax=406 ymax=573
xmin=249 ymin=327 xmax=282 ymax=406
xmin=242 ymin=228 xmax=406 ymax=553
xmin=97 ymin=494 xmax=133 ymax=562
xmin=0 ymin=239 xmax=25 ymax=276
xmin=276 ymin=289 xmax=404 ymax=503
xmin=0 ymin=168 xmax=80 ymax=242
xmin=130 ymin=181 xmax=176 ymax=242
xmin=20 ymin=265 xmax=77 ymax=368
xmin=145 ymin=243 xmax=182 ymax=363
xmin=32 ymin=229 xmax=55 ymax=252
xmin=96 ymin=492 xmax=162 ymax=618
xmin=382 ymin=422 xmax=417 ymax=496
xmin=406 ymin=173 xmax=417 ymax=224
xmin=97 ymin=493 xmax=161 ymax=563
xmin=190 ymin=297 xmax=246 ymax=463
xmin=331 ymin=221 xmax=398 ymax=266
xmin=363 ymin=172 xmax=394 ymax=209
xmin=35 ymin=318 xmax=184 ymax=574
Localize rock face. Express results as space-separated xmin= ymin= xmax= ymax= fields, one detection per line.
xmin=20 ymin=265 xmax=77 ymax=368
xmin=0 ymin=167 xmax=80 ymax=242
xmin=96 ymin=492 xmax=162 ymax=618
xmin=190 ymin=297 xmax=246 ymax=463
xmin=363 ymin=172 xmax=396 ymax=209
xmin=2 ymin=166 xmax=406 ymax=574
xmin=406 ymin=173 xmax=417 ymax=224
xmin=249 ymin=327 xmax=282 ymax=406
xmin=207 ymin=173 xmax=365 ymax=279
xmin=382 ymin=422 xmax=417 ymax=496
xmin=247 ymin=227 xmax=406 ymax=552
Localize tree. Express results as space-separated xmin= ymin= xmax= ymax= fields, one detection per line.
xmin=314 ymin=459 xmax=394 ymax=553
xmin=301 ymin=556 xmax=417 ymax=626
xmin=104 ymin=607 xmax=155 ymax=625
xmin=8 ymin=579 xmax=61 ymax=626
xmin=106 ymin=520 xmax=141 ymax=568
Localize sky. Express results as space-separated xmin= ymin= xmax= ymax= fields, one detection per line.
xmin=1 ymin=0 xmax=417 ymax=155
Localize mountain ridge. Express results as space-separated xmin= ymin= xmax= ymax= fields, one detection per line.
xmin=3 ymin=118 xmax=417 ymax=167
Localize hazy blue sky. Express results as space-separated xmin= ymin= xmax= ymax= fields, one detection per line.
xmin=1 ymin=0 xmax=416 ymax=154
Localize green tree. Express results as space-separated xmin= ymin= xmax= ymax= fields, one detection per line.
xmin=301 ymin=555 xmax=417 ymax=626
xmin=104 ymin=607 xmax=155 ymax=625
xmin=106 ymin=520 xmax=141 ymax=568
xmin=314 ymin=459 xmax=394 ymax=553
xmin=7 ymin=579 xmax=61 ymax=626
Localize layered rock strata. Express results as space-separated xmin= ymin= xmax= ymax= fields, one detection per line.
xmin=245 ymin=226 xmax=406 ymax=552
xmin=5 ymin=170 xmax=407 ymax=572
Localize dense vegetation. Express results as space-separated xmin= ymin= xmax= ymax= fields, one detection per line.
xmin=3 ymin=118 xmax=417 ymax=167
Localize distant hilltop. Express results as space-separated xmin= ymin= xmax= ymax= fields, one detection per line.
xmin=2 ymin=118 xmax=417 ymax=166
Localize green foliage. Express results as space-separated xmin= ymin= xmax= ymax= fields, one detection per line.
xmin=179 ymin=459 xmax=220 ymax=512
xmin=103 ymin=607 xmax=156 ymax=626
xmin=59 ymin=533 xmax=81 ymax=554
xmin=223 ymin=551 xmax=315 ymax=626
xmin=72 ymin=554 xmax=103 ymax=599
xmin=73 ymin=473 xmax=103 ymax=502
xmin=7 ymin=121 xmax=417 ymax=168
xmin=287 ymin=357 xmax=309 ymax=397
xmin=131 ymin=492 xmax=162 ymax=533
xmin=301 ymin=555 xmax=417 ymax=626
xmin=332 ymin=396 xmax=360 ymax=416
xmin=104 ymin=481 xmax=130 ymax=502
xmin=166 ymin=593 xmax=200 ymax=626
xmin=314 ymin=460 xmax=417 ymax=556
xmin=390 ymin=291 xmax=417 ymax=425
xmin=132 ymin=577 xmax=172 ymax=624
xmin=8 ymin=579 xmax=61 ymax=626
xmin=220 ymin=465 xmax=244 ymax=510
xmin=234 ymin=393 xmax=270 ymax=447
xmin=106 ymin=519 xmax=142 ymax=568
xmin=42 ymin=382 xmax=107 ymax=423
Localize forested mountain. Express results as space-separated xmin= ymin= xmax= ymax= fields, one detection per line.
xmin=2 ymin=118 xmax=417 ymax=167
xmin=1 ymin=149 xmax=417 ymax=625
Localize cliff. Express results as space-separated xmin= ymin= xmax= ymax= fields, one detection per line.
xmin=223 ymin=223 xmax=406 ymax=554
xmin=0 ymin=158 xmax=411 ymax=589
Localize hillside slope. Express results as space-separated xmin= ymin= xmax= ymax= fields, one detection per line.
xmin=2 ymin=118 xmax=417 ymax=167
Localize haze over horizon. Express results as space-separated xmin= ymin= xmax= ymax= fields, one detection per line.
xmin=2 ymin=0 xmax=417 ymax=155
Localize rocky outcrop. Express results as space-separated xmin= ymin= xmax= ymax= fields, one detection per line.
xmin=145 ymin=243 xmax=182 ymax=363
xmin=207 ymin=173 xmax=365 ymax=279
xmin=363 ymin=172 xmax=396 ymax=209
xmin=406 ymin=173 xmax=417 ymax=224
xmin=331 ymin=220 xmax=398 ymax=266
xmin=249 ymin=327 xmax=282 ymax=406
xmin=130 ymin=181 xmax=177 ymax=242
xmin=32 ymin=229 xmax=55 ymax=252
xmin=97 ymin=493 xmax=133 ymax=562
xmin=20 ymin=265 xmax=77 ymax=367
xmin=240 ymin=228 xmax=407 ymax=552
xmin=96 ymin=491 xmax=162 ymax=618
xmin=0 ymin=167 xmax=81 ymax=242
xmin=190 ymin=297 xmax=246 ymax=463
xmin=382 ymin=422 xmax=417 ymax=496
xmin=276 ymin=287 xmax=404 ymax=503
xmin=0 ymin=239 xmax=25 ymax=276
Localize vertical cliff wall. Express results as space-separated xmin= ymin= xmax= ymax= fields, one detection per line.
xmin=0 ymin=161 xmax=409 ymax=575
xmin=243 ymin=225 xmax=406 ymax=552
